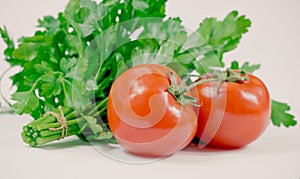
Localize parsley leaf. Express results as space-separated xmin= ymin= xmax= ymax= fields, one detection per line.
xmin=271 ymin=100 xmax=297 ymax=127
xmin=81 ymin=114 xmax=113 ymax=140
xmin=65 ymin=57 xmax=88 ymax=81
xmin=38 ymin=16 xmax=61 ymax=35
xmin=81 ymin=115 xmax=103 ymax=134
xmin=230 ymin=61 xmax=261 ymax=73
xmin=178 ymin=11 xmax=252 ymax=75
xmin=130 ymin=18 xmax=187 ymax=66
xmin=40 ymin=72 xmax=62 ymax=98
xmin=0 ymin=26 xmax=15 ymax=59
xmin=240 ymin=62 xmax=260 ymax=73
xmin=78 ymin=0 xmax=108 ymax=37
xmin=63 ymin=79 xmax=91 ymax=110
xmin=11 ymin=91 xmax=39 ymax=115
xmin=12 ymin=43 xmax=39 ymax=61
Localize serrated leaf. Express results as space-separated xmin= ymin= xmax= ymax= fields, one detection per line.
xmin=177 ymin=11 xmax=251 ymax=73
xmin=195 ymin=52 xmax=224 ymax=75
xmin=41 ymin=79 xmax=62 ymax=98
xmin=34 ymin=61 xmax=53 ymax=74
xmin=86 ymin=79 xmax=98 ymax=91
xmin=197 ymin=17 xmax=217 ymax=42
xmin=139 ymin=19 xmax=167 ymax=41
xmin=38 ymin=16 xmax=60 ymax=35
xmin=60 ymin=57 xmax=78 ymax=74
xmin=0 ymin=26 xmax=15 ymax=58
xmin=162 ymin=18 xmax=187 ymax=48
xmin=88 ymin=131 xmax=113 ymax=140
xmin=11 ymin=91 xmax=39 ymax=115
xmin=200 ymin=11 xmax=250 ymax=51
xmin=63 ymin=33 xmax=82 ymax=55
xmin=78 ymin=1 xmax=108 ymax=37
xmin=40 ymin=72 xmax=56 ymax=82
xmin=63 ymin=79 xmax=90 ymax=110
xmin=80 ymin=114 xmax=114 ymax=141
xmin=240 ymin=62 xmax=260 ymax=73
xmin=180 ymin=31 xmax=206 ymax=53
xmin=221 ymin=38 xmax=240 ymax=53
xmin=81 ymin=115 xmax=103 ymax=134
xmin=271 ymin=100 xmax=297 ymax=127
xmin=230 ymin=61 xmax=260 ymax=74
xmin=139 ymin=18 xmax=187 ymax=46
xmin=12 ymin=43 xmax=39 ymax=61
xmin=65 ymin=57 xmax=88 ymax=81
xmin=64 ymin=0 xmax=83 ymax=39
xmin=135 ymin=18 xmax=187 ymax=65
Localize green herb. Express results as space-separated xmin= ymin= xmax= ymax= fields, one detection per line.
xmin=271 ymin=100 xmax=297 ymax=127
xmin=0 ymin=27 xmax=15 ymax=59
xmin=230 ymin=61 xmax=261 ymax=74
xmin=176 ymin=10 xmax=252 ymax=75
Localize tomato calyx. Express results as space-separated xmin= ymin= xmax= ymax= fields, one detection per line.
xmin=168 ymin=69 xmax=248 ymax=107
xmin=168 ymin=71 xmax=199 ymax=107
xmin=224 ymin=69 xmax=248 ymax=82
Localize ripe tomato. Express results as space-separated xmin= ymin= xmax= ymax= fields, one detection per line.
xmin=193 ymin=73 xmax=271 ymax=149
xmin=107 ymin=64 xmax=197 ymax=157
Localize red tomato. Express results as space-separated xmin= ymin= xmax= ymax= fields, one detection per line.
xmin=193 ymin=73 xmax=271 ymax=149
xmin=107 ymin=64 xmax=197 ymax=157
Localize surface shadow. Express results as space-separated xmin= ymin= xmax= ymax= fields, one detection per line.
xmin=182 ymin=142 xmax=246 ymax=154
xmin=35 ymin=138 xmax=91 ymax=150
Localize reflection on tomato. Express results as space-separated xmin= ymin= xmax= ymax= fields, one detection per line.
xmin=107 ymin=64 xmax=197 ymax=157
xmin=193 ymin=73 xmax=271 ymax=149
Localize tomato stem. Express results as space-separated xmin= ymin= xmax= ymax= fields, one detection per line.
xmin=168 ymin=69 xmax=248 ymax=107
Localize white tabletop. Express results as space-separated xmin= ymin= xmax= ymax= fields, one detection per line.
xmin=1 ymin=0 xmax=300 ymax=178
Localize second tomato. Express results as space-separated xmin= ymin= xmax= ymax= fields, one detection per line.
xmin=193 ymin=73 xmax=271 ymax=149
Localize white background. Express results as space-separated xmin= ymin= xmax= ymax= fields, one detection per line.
xmin=0 ymin=0 xmax=300 ymax=178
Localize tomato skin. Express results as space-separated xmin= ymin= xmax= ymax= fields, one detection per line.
xmin=193 ymin=73 xmax=271 ymax=149
xmin=107 ymin=64 xmax=197 ymax=157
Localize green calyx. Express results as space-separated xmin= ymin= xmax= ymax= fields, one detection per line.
xmin=168 ymin=69 xmax=248 ymax=107
xmin=168 ymin=71 xmax=199 ymax=107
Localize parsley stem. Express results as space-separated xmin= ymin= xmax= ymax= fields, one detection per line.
xmin=35 ymin=118 xmax=82 ymax=131
xmin=27 ymin=106 xmax=73 ymax=127
xmin=93 ymin=29 xmax=105 ymax=82
xmin=21 ymin=96 xmax=110 ymax=147
xmin=39 ymin=124 xmax=79 ymax=137
xmin=87 ymin=97 xmax=108 ymax=116
xmin=35 ymin=128 xmax=79 ymax=146
xmin=60 ymin=77 xmax=69 ymax=101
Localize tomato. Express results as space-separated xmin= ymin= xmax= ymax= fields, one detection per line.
xmin=107 ymin=64 xmax=198 ymax=157
xmin=193 ymin=73 xmax=271 ymax=149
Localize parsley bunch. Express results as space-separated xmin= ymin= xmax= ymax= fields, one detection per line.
xmin=0 ymin=0 xmax=296 ymax=147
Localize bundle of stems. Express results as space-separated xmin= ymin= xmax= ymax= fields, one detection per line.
xmin=21 ymin=98 xmax=114 ymax=147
